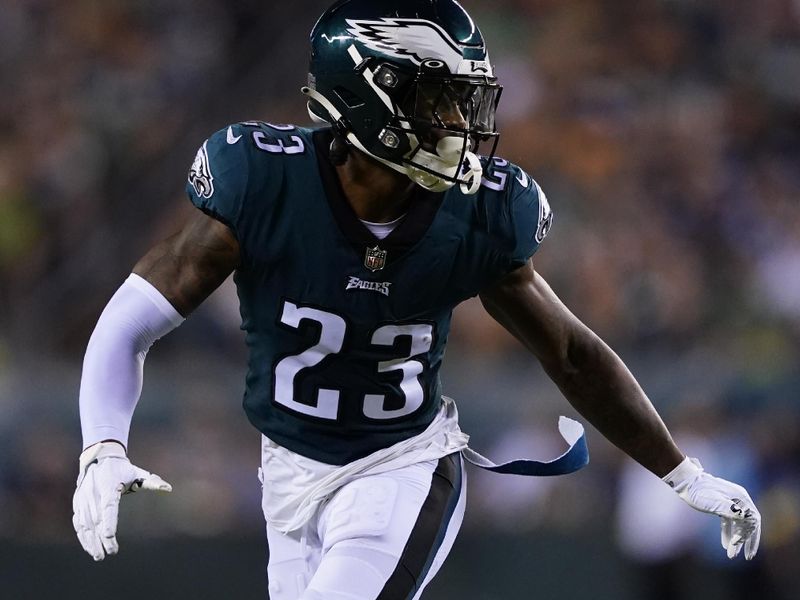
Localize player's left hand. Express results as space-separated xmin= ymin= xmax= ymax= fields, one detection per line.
xmin=663 ymin=456 xmax=761 ymax=560
xmin=72 ymin=441 xmax=172 ymax=561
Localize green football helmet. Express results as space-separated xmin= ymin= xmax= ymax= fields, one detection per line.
xmin=302 ymin=0 xmax=502 ymax=194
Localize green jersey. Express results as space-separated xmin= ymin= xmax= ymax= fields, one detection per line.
xmin=186 ymin=122 xmax=552 ymax=465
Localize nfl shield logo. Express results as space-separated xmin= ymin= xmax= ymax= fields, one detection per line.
xmin=364 ymin=245 xmax=388 ymax=272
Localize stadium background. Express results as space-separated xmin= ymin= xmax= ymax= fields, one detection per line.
xmin=0 ymin=0 xmax=798 ymax=598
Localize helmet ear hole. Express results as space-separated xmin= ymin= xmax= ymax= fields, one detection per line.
xmin=334 ymin=86 xmax=365 ymax=109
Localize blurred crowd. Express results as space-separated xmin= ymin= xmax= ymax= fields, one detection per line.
xmin=0 ymin=1 xmax=798 ymax=598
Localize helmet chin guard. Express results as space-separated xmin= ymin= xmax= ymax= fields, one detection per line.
xmin=306 ymin=0 xmax=502 ymax=196
xmin=405 ymin=136 xmax=483 ymax=194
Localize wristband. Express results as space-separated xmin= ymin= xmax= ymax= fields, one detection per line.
xmin=662 ymin=455 xmax=703 ymax=490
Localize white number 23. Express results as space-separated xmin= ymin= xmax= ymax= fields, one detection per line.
xmin=274 ymin=301 xmax=433 ymax=421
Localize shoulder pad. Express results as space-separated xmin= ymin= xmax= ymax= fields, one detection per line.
xmin=478 ymin=156 xmax=553 ymax=270
xmin=229 ymin=122 xmax=311 ymax=157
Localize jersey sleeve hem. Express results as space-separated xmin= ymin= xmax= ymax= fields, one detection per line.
xmin=190 ymin=201 xmax=241 ymax=241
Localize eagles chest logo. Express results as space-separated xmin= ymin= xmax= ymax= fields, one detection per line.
xmin=364 ymin=246 xmax=387 ymax=271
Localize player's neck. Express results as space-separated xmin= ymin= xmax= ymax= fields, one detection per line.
xmin=335 ymin=150 xmax=415 ymax=223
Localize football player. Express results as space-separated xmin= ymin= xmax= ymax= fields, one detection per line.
xmin=73 ymin=1 xmax=761 ymax=598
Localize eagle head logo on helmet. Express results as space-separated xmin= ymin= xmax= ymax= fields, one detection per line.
xmin=302 ymin=0 xmax=502 ymax=195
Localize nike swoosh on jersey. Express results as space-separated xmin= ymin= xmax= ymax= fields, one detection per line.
xmin=516 ymin=171 xmax=529 ymax=188
xmin=227 ymin=126 xmax=242 ymax=144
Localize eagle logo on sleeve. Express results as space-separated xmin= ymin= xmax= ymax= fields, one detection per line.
xmin=188 ymin=141 xmax=215 ymax=199
xmin=534 ymin=180 xmax=553 ymax=243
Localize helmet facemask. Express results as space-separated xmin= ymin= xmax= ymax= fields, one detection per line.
xmin=378 ymin=60 xmax=503 ymax=194
xmin=303 ymin=56 xmax=502 ymax=195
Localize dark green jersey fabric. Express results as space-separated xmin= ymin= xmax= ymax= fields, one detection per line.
xmin=186 ymin=122 xmax=552 ymax=464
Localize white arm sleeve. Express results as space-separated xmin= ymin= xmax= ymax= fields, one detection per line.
xmin=79 ymin=274 xmax=184 ymax=450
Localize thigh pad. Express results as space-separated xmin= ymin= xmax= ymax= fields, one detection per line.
xmin=321 ymin=476 xmax=399 ymax=549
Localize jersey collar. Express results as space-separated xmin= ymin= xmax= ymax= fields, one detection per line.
xmin=313 ymin=128 xmax=444 ymax=269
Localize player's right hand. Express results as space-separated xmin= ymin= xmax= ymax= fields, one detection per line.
xmin=72 ymin=441 xmax=172 ymax=561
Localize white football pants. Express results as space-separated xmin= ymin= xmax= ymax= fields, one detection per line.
xmin=265 ymin=454 xmax=466 ymax=600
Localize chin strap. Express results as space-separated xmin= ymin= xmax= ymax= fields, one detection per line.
xmin=302 ymin=86 xmax=483 ymax=195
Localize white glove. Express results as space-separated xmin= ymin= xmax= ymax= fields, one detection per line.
xmin=72 ymin=441 xmax=172 ymax=561
xmin=663 ymin=456 xmax=761 ymax=560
